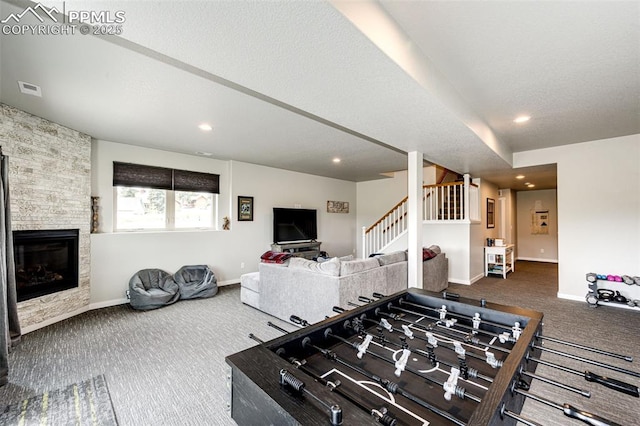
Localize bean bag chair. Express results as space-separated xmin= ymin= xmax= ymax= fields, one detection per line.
xmin=174 ymin=265 xmax=218 ymax=300
xmin=129 ymin=269 xmax=180 ymax=310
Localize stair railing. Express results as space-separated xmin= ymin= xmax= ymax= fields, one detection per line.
xmin=362 ymin=175 xmax=478 ymax=257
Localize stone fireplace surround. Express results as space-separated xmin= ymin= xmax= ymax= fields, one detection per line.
xmin=0 ymin=104 xmax=91 ymax=331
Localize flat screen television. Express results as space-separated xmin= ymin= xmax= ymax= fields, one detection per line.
xmin=273 ymin=208 xmax=317 ymax=243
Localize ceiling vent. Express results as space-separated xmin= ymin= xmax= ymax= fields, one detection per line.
xmin=18 ymin=81 xmax=42 ymax=97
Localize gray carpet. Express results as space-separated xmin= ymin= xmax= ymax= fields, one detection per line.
xmin=0 ymin=374 xmax=117 ymax=425
xmin=448 ymin=261 xmax=640 ymax=426
xmin=0 ymin=285 xmax=291 ymax=426
xmin=0 ymin=263 xmax=638 ymax=425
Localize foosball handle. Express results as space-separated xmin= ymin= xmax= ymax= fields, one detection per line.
xmin=373 ymin=292 xmax=386 ymax=299
xmin=442 ymin=291 xmax=460 ymax=300
xmin=290 ymin=315 xmax=309 ymax=326
xmin=333 ymin=306 xmax=346 ymax=314
xmin=584 ymin=371 xmax=640 ymax=397
xmin=563 ymin=403 xmax=621 ymax=426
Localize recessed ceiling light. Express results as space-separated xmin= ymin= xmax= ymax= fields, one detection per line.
xmin=198 ymin=123 xmax=213 ymax=131
xmin=195 ymin=151 xmax=213 ymax=156
xmin=513 ymin=115 xmax=531 ymax=124
xmin=516 ymin=175 xmax=525 ymax=179
xmin=332 ymin=158 xmax=341 ymax=163
xmin=524 ymin=182 xmax=530 ymax=185
xmin=18 ymin=81 xmax=42 ymax=97
xmin=527 ymin=184 xmax=535 ymax=188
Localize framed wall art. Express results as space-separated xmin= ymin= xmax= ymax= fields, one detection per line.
xmin=327 ymin=200 xmax=349 ymax=214
xmin=238 ymin=196 xmax=254 ymax=221
xmin=487 ymin=198 xmax=495 ymax=229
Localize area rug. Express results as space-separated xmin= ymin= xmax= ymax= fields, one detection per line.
xmin=0 ymin=374 xmax=118 ymax=425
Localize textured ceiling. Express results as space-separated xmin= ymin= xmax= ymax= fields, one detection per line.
xmin=1 ymin=0 xmax=638 ymax=189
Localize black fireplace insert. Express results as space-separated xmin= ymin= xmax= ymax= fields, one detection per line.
xmin=13 ymin=229 xmax=79 ymax=302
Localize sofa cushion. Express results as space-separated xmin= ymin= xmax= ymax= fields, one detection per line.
xmin=376 ymin=251 xmax=407 ymax=266
xmin=240 ymin=271 xmax=260 ymax=292
xmin=340 ymin=258 xmax=379 ymax=276
xmin=339 ymin=254 xmax=354 ymax=261
xmin=288 ymin=257 xmax=340 ymax=276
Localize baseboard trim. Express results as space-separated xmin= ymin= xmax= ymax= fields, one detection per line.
xmin=517 ymin=257 xmax=558 ymax=263
xmin=448 ymin=278 xmax=471 ymax=285
xmin=22 ymin=305 xmax=92 ymax=334
xmin=557 ymin=292 xmax=584 ymax=302
xmin=90 ymin=298 xmax=129 ymax=310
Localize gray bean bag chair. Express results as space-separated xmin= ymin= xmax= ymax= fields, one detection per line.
xmin=174 ymin=264 xmax=218 ymax=300
xmin=129 ymin=269 xmax=180 ymax=310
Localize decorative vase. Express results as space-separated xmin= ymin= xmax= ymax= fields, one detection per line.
xmin=91 ymin=196 xmax=100 ymax=233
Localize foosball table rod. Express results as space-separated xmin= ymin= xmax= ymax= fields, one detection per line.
xmin=385 ymin=300 xmax=640 ymax=381
xmin=379 ymin=294 xmax=634 ymax=363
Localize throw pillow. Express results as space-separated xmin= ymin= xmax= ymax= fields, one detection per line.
xmin=427 ymin=245 xmax=441 ymax=254
xmin=340 ymin=258 xmax=379 ymax=276
xmin=375 ymin=251 xmax=407 ymax=266
xmin=260 ymin=251 xmax=292 ymax=264
xmin=422 ymin=248 xmax=437 ymax=261
xmin=289 ymin=257 xmax=340 ymax=276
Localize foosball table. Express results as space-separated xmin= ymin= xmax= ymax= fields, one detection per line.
xmin=226 ymin=288 xmax=639 ymax=425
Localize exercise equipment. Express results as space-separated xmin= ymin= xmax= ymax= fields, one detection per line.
xmin=613 ymin=291 xmax=628 ymax=304
xmin=597 ymin=289 xmax=614 ymax=302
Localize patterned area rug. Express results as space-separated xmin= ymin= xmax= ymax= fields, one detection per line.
xmin=0 ymin=375 xmax=118 ymax=425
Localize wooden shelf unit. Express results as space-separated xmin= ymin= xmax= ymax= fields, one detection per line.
xmin=484 ymin=244 xmax=515 ymax=279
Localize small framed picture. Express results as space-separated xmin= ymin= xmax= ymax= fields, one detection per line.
xmin=327 ymin=200 xmax=349 ymax=213
xmin=238 ymin=196 xmax=254 ymax=221
xmin=487 ymin=198 xmax=495 ymax=229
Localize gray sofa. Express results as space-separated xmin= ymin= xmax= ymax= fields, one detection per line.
xmin=242 ymin=248 xmax=448 ymax=325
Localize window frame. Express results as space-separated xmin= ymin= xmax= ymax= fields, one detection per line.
xmin=112 ymin=162 xmax=220 ymax=232
xmin=113 ymin=188 xmax=218 ymax=232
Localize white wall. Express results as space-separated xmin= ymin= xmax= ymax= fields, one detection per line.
xmin=498 ymin=188 xmax=517 ymax=248
xmin=90 ymin=140 xmax=357 ymax=305
xmin=515 ymin=134 xmax=640 ymax=301
xmin=383 ymin=223 xmax=474 ymax=284
xmin=516 ymin=189 xmax=558 ymax=262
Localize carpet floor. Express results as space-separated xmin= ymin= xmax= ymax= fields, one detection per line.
xmin=0 ymin=261 xmax=638 ymax=425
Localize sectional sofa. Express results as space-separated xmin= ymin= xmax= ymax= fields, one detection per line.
xmin=241 ymin=248 xmax=448 ymax=325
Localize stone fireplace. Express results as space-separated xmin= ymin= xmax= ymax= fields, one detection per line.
xmin=1 ymin=103 xmax=91 ymax=330
xmin=14 ymin=229 xmax=80 ymax=302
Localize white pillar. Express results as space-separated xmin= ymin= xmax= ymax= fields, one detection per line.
xmin=407 ymin=151 xmax=423 ymax=288
xmin=463 ymin=173 xmax=470 ymax=220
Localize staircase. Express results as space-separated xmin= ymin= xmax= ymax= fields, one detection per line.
xmin=362 ymin=174 xmax=478 ymax=257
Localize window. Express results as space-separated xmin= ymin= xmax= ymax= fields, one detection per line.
xmin=113 ymin=162 xmax=219 ymax=231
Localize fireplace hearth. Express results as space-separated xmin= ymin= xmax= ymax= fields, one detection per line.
xmin=13 ymin=229 xmax=79 ymax=302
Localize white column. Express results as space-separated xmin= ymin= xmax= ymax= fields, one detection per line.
xmin=463 ymin=173 xmax=470 ymax=220
xmin=407 ymin=151 xmax=423 ymax=288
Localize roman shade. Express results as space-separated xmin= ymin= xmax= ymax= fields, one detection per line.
xmin=113 ymin=162 xmax=219 ymax=193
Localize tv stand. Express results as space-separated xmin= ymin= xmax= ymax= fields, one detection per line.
xmin=271 ymin=241 xmax=321 ymax=260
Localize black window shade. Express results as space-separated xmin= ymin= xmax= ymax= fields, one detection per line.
xmin=113 ymin=162 xmax=219 ymax=193
xmin=174 ymin=169 xmax=219 ymax=193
